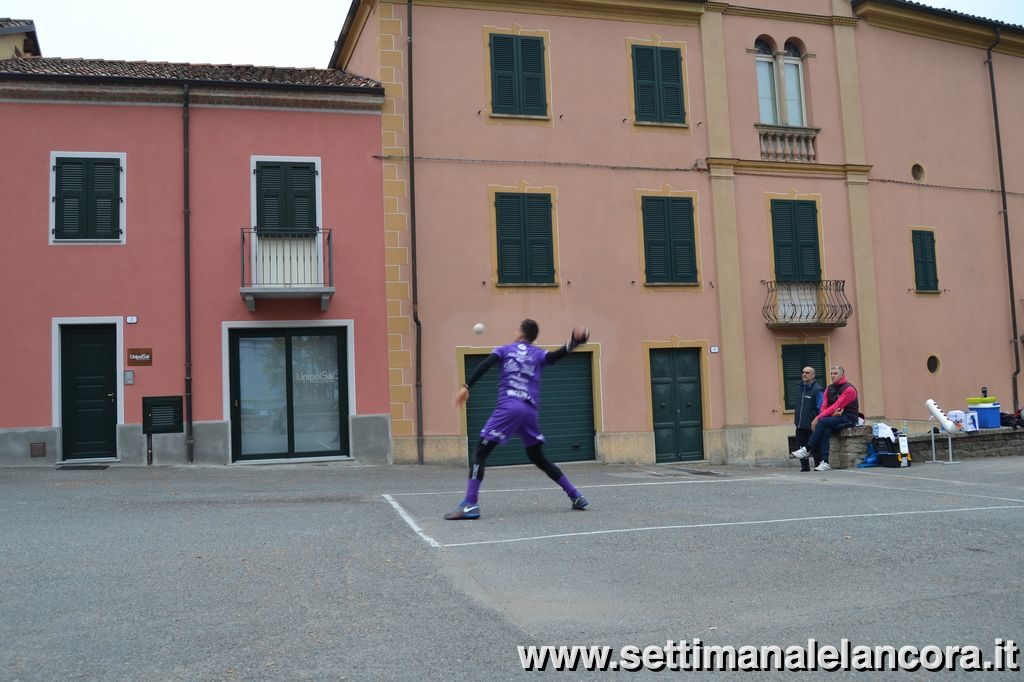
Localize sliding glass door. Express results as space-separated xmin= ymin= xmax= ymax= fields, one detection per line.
xmin=229 ymin=328 xmax=348 ymax=461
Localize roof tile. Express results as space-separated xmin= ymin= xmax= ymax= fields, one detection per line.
xmin=0 ymin=56 xmax=380 ymax=89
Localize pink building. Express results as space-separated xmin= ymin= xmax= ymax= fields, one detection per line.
xmin=333 ymin=0 xmax=1023 ymax=466
xmin=0 ymin=58 xmax=392 ymax=465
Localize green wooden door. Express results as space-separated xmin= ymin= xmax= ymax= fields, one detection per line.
xmin=650 ymin=348 xmax=703 ymax=462
xmin=61 ymin=325 xmax=117 ymax=460
xmin=465 ymin=352 xmax=595 ymax=466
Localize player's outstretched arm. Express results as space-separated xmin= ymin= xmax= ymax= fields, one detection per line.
xmin=546 ymin=326 xmax=590 ymax=364
xmin=455 ymin=352 xmax=500 ymax=406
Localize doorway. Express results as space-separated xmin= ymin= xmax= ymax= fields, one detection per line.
xmin=61 ymin=324 xmax=118 ymax=460
xmin=650 ymin=348 xmax=704 ymax=462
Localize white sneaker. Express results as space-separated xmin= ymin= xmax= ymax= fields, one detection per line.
xmin=790 ymin=447 xmax=809 ymax=460
xmin=814 ymin=462 xmax=831 ymax=471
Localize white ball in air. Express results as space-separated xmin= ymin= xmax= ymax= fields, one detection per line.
xmin=473 ymin=323 xmax=485 ymax=335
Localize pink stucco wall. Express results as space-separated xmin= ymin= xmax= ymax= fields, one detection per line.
xmin=408 ymin=6 xmax=726 ymax=436
xmin=856 ymin=22 xmax=1024 ymax=416
xmin=721 ymin=13 xmax=846 ymax=164
xmin=0 ymin=98 xmax=387 ymax=428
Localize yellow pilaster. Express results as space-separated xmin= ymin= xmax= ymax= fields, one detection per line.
xmin=834 ymin=18 xmax=884 ymax=417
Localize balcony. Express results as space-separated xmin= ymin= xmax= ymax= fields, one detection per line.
xmin=240 ymin=228 xmax=335 ymax=311
xmin=761 ymin=280 xmax=852 ymax=328
xmin=755 ymin=124 xmax=821 ymax=163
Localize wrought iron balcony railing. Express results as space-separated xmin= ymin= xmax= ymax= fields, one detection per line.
xmin=755 ymin=124 xmax=821 ymax=163
xmin=240 ymin=227 xmax=335 ymax=311
xmin=761 ymin=280 xmax=852 ymax=328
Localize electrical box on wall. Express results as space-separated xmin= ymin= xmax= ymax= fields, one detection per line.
xmin=142 ymin=396 xmax=184 ymax=435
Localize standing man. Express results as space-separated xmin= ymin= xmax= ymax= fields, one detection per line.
xmin=791 ymin=366 xmax=823 ymax=472
xmin=445 ymin=319 xmax=590 ymax=520
xmin=791 ymin=365 xmax=859 ymax=471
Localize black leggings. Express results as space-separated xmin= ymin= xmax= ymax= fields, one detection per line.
xmin=469 ymin=439 xmax=563 ymax=482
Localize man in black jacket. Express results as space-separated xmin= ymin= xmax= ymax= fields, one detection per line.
xmin=791 ymin=367 xmax=823 ymax=472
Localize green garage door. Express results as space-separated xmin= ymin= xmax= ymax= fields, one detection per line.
xmin=465 ymin=352 xmax=595 ymax=466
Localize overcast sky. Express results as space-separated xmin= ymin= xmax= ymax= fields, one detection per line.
xmin=4 ymin=1 xmax=1024 ymax=70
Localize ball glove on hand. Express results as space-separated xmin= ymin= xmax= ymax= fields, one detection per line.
xmin=567 ymin=326 xmax=590 ymax=351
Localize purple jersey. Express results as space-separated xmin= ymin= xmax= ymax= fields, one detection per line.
xmin=493 ymin=342 xmax=549 ymax=408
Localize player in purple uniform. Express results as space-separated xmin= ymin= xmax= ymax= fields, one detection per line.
xmin=444 ymin=319 xmax=590 ymax=520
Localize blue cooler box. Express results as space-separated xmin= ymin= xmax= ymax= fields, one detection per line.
xmin=969 ymin=403 xmax=1001 ymax=429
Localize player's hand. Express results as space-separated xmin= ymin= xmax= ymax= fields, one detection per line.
xmin=454 ymin=386 xmax=469 ymax=407
xmin=568 ymin=326 xmax=590 ymax=350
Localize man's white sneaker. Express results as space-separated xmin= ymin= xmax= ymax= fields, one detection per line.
xmin=814 ymin=462 xmax=831 ymax=471
xmin=790 ymin=447 xmax=809 ymax=460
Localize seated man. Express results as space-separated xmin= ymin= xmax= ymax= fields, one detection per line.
xmin=790 ymin=365 xmax=859 ymax=471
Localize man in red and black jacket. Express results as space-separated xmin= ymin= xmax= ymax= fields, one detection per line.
xmin=790 ymin=365 xmax=859 ymax=471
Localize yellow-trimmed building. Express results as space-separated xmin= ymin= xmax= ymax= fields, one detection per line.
xmin=331 ymin=0 xmax=1023 ymax=466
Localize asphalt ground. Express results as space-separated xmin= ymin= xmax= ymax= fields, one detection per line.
xmin=1 ymin=456 xmax=1022 ymax=680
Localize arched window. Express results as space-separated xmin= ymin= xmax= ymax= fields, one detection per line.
xmin=754 ymin=38 xmax=778 ymax=124
xmin=782 ymin=41 xmax=806 ymax=126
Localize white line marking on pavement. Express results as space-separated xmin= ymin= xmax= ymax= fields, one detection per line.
xmin=440 ymin=505 xmax=1024 ymax=548
xmin=838 ymin=468 xmax=1024 ymax=490
xmin=812 ymin=478 xmax=1024 ymax=504
xmin=382 ymin=494 xmax=442 ymax=548
xmin=384 ymin=475 xmax=779 ymax=497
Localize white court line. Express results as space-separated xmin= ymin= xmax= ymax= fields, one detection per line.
xmin=798 ymin=475 xmax=1024 ymax=504
xmin=382 ymin=494 xmax=442 ymax=548
xmin=441 ymin=505 xmax=1024 ymax=548
xmin=383 ymin=475 xmax=778 ymax=497
xmin=839 ymin=467 xmax=1024 ymax=489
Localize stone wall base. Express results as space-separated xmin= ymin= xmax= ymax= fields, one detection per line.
xmin=830 ymin=426 xmax=1024 ymax=469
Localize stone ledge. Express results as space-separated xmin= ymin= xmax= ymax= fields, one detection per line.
xmin=830 ymin=426 xmax=1024 ymax=469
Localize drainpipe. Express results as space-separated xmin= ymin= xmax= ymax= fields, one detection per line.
xmin=183 ymin=84 xmax=195 ymax=463
xmin=986 ymin=29 xmax=1021 ymax=413
xmin=407 ymin=0 xmax=424 ymax=464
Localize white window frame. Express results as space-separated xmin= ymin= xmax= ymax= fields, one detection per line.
xmin=248 ymin=155 xmax=325 ymax=286
xmin=49 ymin=151 xmax=128 ymax=246
xmin=755 ymin=54 xmax=778 ymax=125
xmin=781 ymin=54 xmax=807 ymax=127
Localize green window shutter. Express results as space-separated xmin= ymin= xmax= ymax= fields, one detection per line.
xmin=490 ymin=34 xmax=518 ymax=115
xmin=54 ymin=158 xmax=121 ymax=240
xmin=912 ymin=230 xmax=938 ymax=291
xmin=668 ymin=197 xmax=696 ymax=282
xmin=256 ymin=162 xmax=316 ymax=234
xmin=288 ymin=163 xmax=317 ymax=233
xmin=794 ymin=200 xmax=820 ymax=281
xmin=55 ymin=158 xmax=85 ymax=239
xmin=771 ymin=200 xmax=798 ymax=281
xmin=781 ymin=345 xmax=804 ymax=411
xmin=642 ymin=197 xmax=669 ymax=283
xmin=90 ymin=159 xmax=121 ymax=239
xmin=524 ymin=193 xmax=554 ymax=283
xmin=496 ymin=193 xmax=526 ymax=283
xmin=632 ymin=45 xmax=659 ymax=122
xmin=643 ymin=197 xmax=697 ymax=283
xmin=772 ymin=200 xmax=820 ymax=282
xmin=518 ymin=36 xmax=547 ymax=116
xmin=496 ymin=193 xmax=553 ymax=284
xmin=804 ymin=345 xmax=826 ymax=386
xmin=782 ymin=344 xmax=826 ymax=410
xmin=658 ymin=47 xmax=685 ymax=124
xmin=256 ymin=162 xmax=284 ymax=232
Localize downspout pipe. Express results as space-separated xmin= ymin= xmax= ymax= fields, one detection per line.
xmin=183 ymin=84 xmax=195 ymax=463
xmin=407 ymin=0 xmax=425 ymax=464
xmin=986 ymin=29 xmax=1021 ymax=413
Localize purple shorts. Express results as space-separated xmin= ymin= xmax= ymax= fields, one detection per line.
xmin=480 ymin=399 xmax=545 ymax=447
